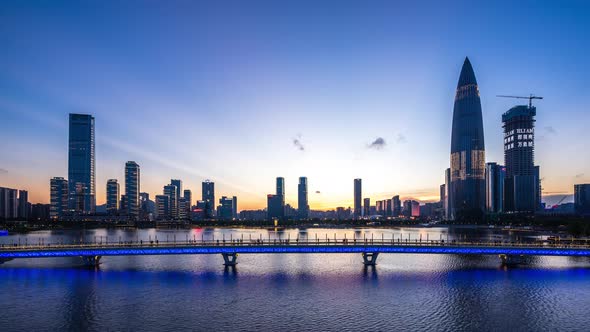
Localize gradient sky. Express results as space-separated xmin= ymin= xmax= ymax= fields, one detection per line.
xmin=1 ymin=1 xmax=589 ymax=210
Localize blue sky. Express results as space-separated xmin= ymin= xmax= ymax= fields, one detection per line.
xmin=0 ymin=1 xmax=589 ymax=209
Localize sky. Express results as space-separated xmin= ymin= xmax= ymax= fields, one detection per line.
xmin=0 ymin=1 xmax=589 ymax=210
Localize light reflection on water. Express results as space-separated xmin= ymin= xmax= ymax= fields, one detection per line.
xmin=1 ymin=227 xmax=590 ymax=331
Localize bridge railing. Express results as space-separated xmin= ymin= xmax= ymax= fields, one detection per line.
xmin=2 ymin=238 xmax=590 ymax=252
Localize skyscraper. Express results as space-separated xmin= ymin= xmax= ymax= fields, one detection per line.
xmin=502 ymin=105 xmax=537 ymax=213
xmin=485 ymin=163 xmax=505 ymax=213
xmin=267 ymin=194 xmax=284 ymax=220
xmin=298 ymin=177 xmax=309 ymax=219
xmin=183 ymin=189 xmax=192 ymax=207
xmin=392 ymin=195 xmax=401 ymax=216
xmin=450 ymin=57 xmax=486 ymax=220
xmin=106 ymin=179 xmax=120 ymax=215
xmin=444 ymin=168 xmax=451 ymax=220
xmin=171 ymin=179 xmax=182 ymax=216
xmin=68 ymin=113 xmax=95 ymax=214
xmin=276 ymin=177 xmax=285 ymax=197
xmin=0 ymin=187 xmax=18 ymax=219
xmin=155 ymin=195 xmax=170 ymax=220
xmin=125 ymin=161 xmax=140 ymax=219
xmin=202 ymin=180 xmax=215 ymax=218
xmin=232 ymin=196 xmax=238 ymax=219
xmin=353 ymin=178 xmax=362 ymax=218
xmin=18 ymin=190 xmax=29 ymax=219
xmin=218 ymin=196 xmax=234 ymax=221
xmin=363 ymin=198 xmax=370 ymax=217
xmin=164 ymin=184 xmax=178 ymax=219
xmin=50 ymin=177 xmax=68 ymax=219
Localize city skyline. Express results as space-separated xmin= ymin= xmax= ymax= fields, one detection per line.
xmin=1 ymin=2 xmax=589 ymax=210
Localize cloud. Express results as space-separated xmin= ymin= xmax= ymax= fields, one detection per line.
xmin=544 ymin=126 xmax=556 ymax=134
xmin=575 ymin=173 xmax=584 ymax=178
xmin=396 ymin=134 xmax=407 ymax=144
xmin=292 ymin=135 xmax=305 ymax=151
xmin=367 ymin=137 xmax=386 ymax=150
xmin=315 ymin=191 xmax=321 ymax=194
xmin=0 ymin=168 xmax=7 ymax=174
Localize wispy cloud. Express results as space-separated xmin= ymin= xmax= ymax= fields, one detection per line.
xmin=367 ymin=137 xmax=386 ymax=150
xmin=292 ymin=134 xmax=305 ymax=151
xmin=575 ymin=173 xmax=585 ymax=178
xmin=544 ymin=126 xmax=556 ymax=134
xmin=0 ymin=168 xmax=7 ymax=174
xmin=396 ymin=134 xmax=407 ymax=144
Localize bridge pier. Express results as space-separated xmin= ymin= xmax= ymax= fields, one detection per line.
xmin=499 ymin=254 xmax=525 ymax=266
xmin=362 ymin=252 xmax=379 ymax=266
xmin=222 ymin=253 xmax=238 ymax=266
xmin=81 ymin=255 xmax=102 ymax=267
xmin=0 ymin=258 xmax=13 ymax=265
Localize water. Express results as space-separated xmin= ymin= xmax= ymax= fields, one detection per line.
xmin=1 ymin=227 xmax=590 ymax=331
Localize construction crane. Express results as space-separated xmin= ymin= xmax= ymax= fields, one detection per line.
xmin=496 ymin=94 xmax=543 ymax=108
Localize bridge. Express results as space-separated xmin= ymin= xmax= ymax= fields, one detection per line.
xmin=1 ymin=238 xmax=590 ymax=267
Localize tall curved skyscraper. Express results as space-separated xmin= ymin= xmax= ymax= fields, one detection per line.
xmin=450 ymin=57 xmax=485 ymax=219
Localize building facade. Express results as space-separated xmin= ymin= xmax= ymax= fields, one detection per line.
xmin=485 ymin=162 xmax=505 ymax=213
xmin=450 ymin=57 xmax=486 ymax=220
xmin=68 ymin=113 xmax=96 ymax=214
xmin=298 ymin=177 xmax=309 ymax=219
xmin=0 ymin=187 xmax=18 ymax=219
xmin=202 ymin=180 xmax=215 ymax=218
xmin=106 ymin=179 xmax=120 ymax=215
xmin=50 ymin=177 xmax=68 ymax=219
xmin=353 ymin=178 xmax=362 ymax=218
xmin=18 ymin=190 xmax=29 ymax=219
xmin=125 ymin=161 xmax=140 ymax=219
xmin=164 ymin=184 xmax=178 ymax=219
xmin=502 ymin=105 xmax=538 ymax=213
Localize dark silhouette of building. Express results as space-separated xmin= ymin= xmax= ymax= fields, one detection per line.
xmin=450 ymin=57 xmax=486 ymax=220
xmin=171 ymin=179 xmax=182 ymax=216
xmin=18 ymin=190 xmax=29 ymax=219
xmin=363 ymin=198 xmax=370 ymax=217
xmin=298 ymin=177 xmax=309 ymax=219
xmin=106 ymin=179 xmax=119 ymax=215
xmin=574 ymin=184 xmax=590 ymax=216
xmin=0 ymin=187 xmax=18 ymax=219
xmin=218 ymin=196 xmax=235 ymax=221
xmin=393 ymin=195 xmax=401 ymax=216
xmin=485 ymin=162 xmax=505 ymax=213
xmin=502 ymin=105 xmax=538 ymax=213
xmin=155 ymin=195 xmax=170 ymax=220
xmin=31 ymin=203 xmax=50 ymax=221
xmin=125 ymin=161 xmax=140 ymax=219
xmin=354 ymin=178 xmax=362 ymax=218
xmin=68 ymin=113 xmax=95 ymax=214
xmin=267 ymin=194 xmax=284 ymax=220
xmin=202 ymin=180 xmax=215 ymax=218
xmin=50 ymin=177 xmax=68 ymax=219
xmin=163 ymin=184 xmax=178 ymax=219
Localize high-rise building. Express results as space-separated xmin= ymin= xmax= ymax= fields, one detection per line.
xmin=392 ymin=195 xmax=401 ymax=216
xmin=218 ymin=196 xmax=235 ymax=221
xmin=485 ymin=163 xmax=505 ymax=213
xmin=272 ymin=177 xmax=285 ymax=217
xmin=202 ymin=180 xmax=215 ymax=218
xmin=385 ymin=199 xmax=393 ymax=217
xmin=444 ymin=168 xmax=451 ymax=220
xmin=155 ymin=195 xmax=170 ymax=220
xmin=68 ymin=113 xmax=95 ymax=214
xmin=502 ymin=105 xmax=537 ymax=213
xmin=178 ymin=197 xmax=189 ymax=220
xmin=125 ymin=161 xmax=140 ymax=219
xmin=184 ymin=189 xmax=192 ymax=207
xmin=411 ymin=201 xmax=421 ymax=217
xmin=298 ymin=177 xmax=309 ymax=219
xmin=353 ymin=179 xmax=362 ymax=218
xmin=402 ymin=200 xmax=411 ymax=217
xmin=276 ymin=177 xmax=285 ymax=197
xmin=267 ymin=194 xmax=284 ymax=220
xmin=50 ymin=177 xmax=68 ymax=219
xmin=363 ymin=198 xmax=370 ymax=217
xmin=232 ymin=196 xmax=238 ymax=219
xmin=139 ymin=192 xmax=152 ymax=217
xmin=171 ymin=179 xmax=182 ymax=216
xmin=18 ymin=190 xmax=29 ymax=219
xmin=120 ymin=194 xmax=127 ymax=214
xmin=31 ymin=203 xmax=50 ymax=221
xmin=106 ymin=179 xmax=120 ymax=215
xmin=574 ymin=184 xmax=590 ymax=216
xmin=164 ymin=184 xmax=178 ymax=219
xmin=450 ymin=57 xmax=485 ymax=220
xmin=0 ymin=187 xmax=18 ymax=219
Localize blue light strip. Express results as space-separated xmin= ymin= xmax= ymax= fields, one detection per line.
xmin=2 ymin=245 xmax=590 ymax=259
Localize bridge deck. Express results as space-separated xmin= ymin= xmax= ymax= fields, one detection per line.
xmin=2 ymin=240 xmax=590 ymax=259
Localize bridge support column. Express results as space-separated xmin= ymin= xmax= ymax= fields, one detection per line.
xmin=499 ymin=254 xmax=524 ymax=266
xmin=81 ymin=255 xmax=102 ymax=267
xmin=362 ymin=252 xmax=379 ymax=266
xmin=222 ymin=253 xmax=238 ymax=266
xmin=0 ymin=258 xmax=13 ymax=265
